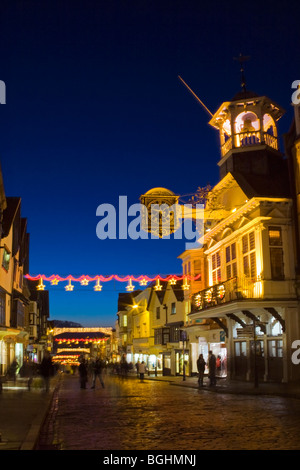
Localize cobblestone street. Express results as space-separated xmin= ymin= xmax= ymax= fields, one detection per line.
xmin=37 ymin=373 xmax=300 ymax=451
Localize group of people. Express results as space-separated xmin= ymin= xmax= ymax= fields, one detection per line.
xmin=78 ymin=357 xmax=106 ymax=389
xmin=197 ymin=351 xmax=218 ymax=387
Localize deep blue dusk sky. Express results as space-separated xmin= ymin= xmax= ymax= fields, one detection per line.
xmin=0 ymin=1 xmax=299 ymax=326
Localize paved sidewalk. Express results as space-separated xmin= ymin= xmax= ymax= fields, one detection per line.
xmin=0 ymin=375 xmax=60 ymax=451
xmin=0 ymin=372 xmax=299 ymax=451
xmin=145 ymin=373 xmax=300 ymax=399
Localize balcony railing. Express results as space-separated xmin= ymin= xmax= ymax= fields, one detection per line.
xmin=221 ymin=131 xmax=278 ymax=157
xmin=191 ymin=276 xmax=262 ymax=312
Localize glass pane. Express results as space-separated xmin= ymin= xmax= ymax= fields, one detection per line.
xmin=270 ymin=248 xmax=284 ymax=280
xmin=268 ymin=340 xmax=275 ymax=357
xmin=212 ymin=254 xmax=216 ymax=270
xmin=243 ymin=255 xmax=249 ymax=276
xmin=232 ymin=262 xmax=237 ymax=277
xmin=249 ymin=231 xmax=255 ymax=251
xmin=242 ymin=235 xmax=248 ymax=254
xmin=226 ymin=246 xmax=231 ymax=263
xmin=269 ymin=226 xmax=282 ymax=246
xmin=226 ymin=264 xmax=231 ymax=279
xmin=250 ymin=252 xmax=256 ymax=278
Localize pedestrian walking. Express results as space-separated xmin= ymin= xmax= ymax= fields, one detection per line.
xmin=138 ymin=361 xmax=147 ymax=381
xmin=91 ymin=358 xmax=105 ymax=389
xmin=120 ymin=355 xmax=129 ymax=377
xmin=216 ymin=355 xmax=222 ymax=376
xmin=78 ymin=358 xmax=88 ymax=389
xmin=10 ymin=359 xmax=19 ymax=384
xmin=40 ymin=351 xmax=53 ymax=392
xmin=208 ymin=350 xmax=216 ymax=386
xmin=197 ymin=354 xmax=206 ymax=387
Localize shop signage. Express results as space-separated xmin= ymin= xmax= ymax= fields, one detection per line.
xmin=236 ymin=326 xmax=253 ymax=337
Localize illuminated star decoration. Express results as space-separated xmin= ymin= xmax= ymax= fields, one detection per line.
xmin=94 ymin=279 xmax=102 ymax=291
xmin=65 ymin=279 xmax=74 ymax=291
xmin=182 ymin=276 xmax=190 ymax=290
xmin=26 ymin=274 xmax=200 ymax=292
xmin=37 ymin=278 xmax=45 ymax=290
xmin=126 ymin=278 xmax=135 ymax=292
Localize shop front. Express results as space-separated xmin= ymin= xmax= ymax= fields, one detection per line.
xmin=190 ymin=329 xmax=228 ymax=378
xmin=233 ymin=336 xmax=284 ymax=382
xmin=162 ymin=352 xmax=171 ymax=375
xmin=175 ymin=349 xmax=189 ymax=376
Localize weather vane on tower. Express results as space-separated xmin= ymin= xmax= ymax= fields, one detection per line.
xmin=233 ymin=53 xmax=251 ymax=93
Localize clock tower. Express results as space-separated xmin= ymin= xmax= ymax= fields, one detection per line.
xmin=209 ymin=88 xmax=286 ymax=179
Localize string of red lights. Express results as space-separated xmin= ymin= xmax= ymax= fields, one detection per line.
xmin=25 ymin=273 xmax=200 ymax=291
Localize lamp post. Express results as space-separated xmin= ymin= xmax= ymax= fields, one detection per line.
xmin=253 ymin=319 xmax=258 ymax=388
xmin=181 ymin=330 xmax=187 ymax=381
xmin=253 ymin=320 xmax=267 ymax=388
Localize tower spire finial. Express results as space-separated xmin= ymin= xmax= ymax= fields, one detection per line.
xmin=233 ymin=53 xmax=251 ymax=93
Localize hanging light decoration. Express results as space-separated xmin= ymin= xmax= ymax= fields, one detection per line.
xmin=139 ymin=277 xmax=148 ymax=286
xmin=65 ymin=279 xmax=74 ymax=291
xmin=94 ymin=278 xmax=102 ymax=291
xmin=154 ymin=278 xmax=162 ymax=291
xmin=26 ymin=273 xmax=200 ymax=291
xmin=37 ymin=277 xmax=45 ymax=291
xmin=182 ymin=276 xmax=190 ymax=290
xmin=50 ymin=276 xmax=60 ymax=285
xmin=126 ymin=278 xmax=135 ymax=292
xmin=80 ymin=277 xmax=89 ymax=286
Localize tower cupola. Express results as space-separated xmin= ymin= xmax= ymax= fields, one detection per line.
xmin=209 ymin=91 xmax=285 ymax=178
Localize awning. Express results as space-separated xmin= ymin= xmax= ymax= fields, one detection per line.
xmin=0 ymin=328 xmax=22 ymax=341
xmin=15 ymin=331 xmax=30 ymax=342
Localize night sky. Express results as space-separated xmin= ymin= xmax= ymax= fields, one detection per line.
xmin=0 ymin=1 xmax=299 ymax=326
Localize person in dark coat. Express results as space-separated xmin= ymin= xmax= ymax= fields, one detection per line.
xmin=40 ymin=351 xmax=53 ymax=392
xmin=78 ymin=358 xmax=88 ymax=389
xmin=208 ymin=350 xmax=216 ymax=386
xmin=197 ymin=354 xmax=206 ymax=387
xmin=91 ymin=358 xmax=105 ymax=389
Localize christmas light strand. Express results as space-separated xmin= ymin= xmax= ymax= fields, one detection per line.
xmin=25 ymin=273 xmax=200 ymax=292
